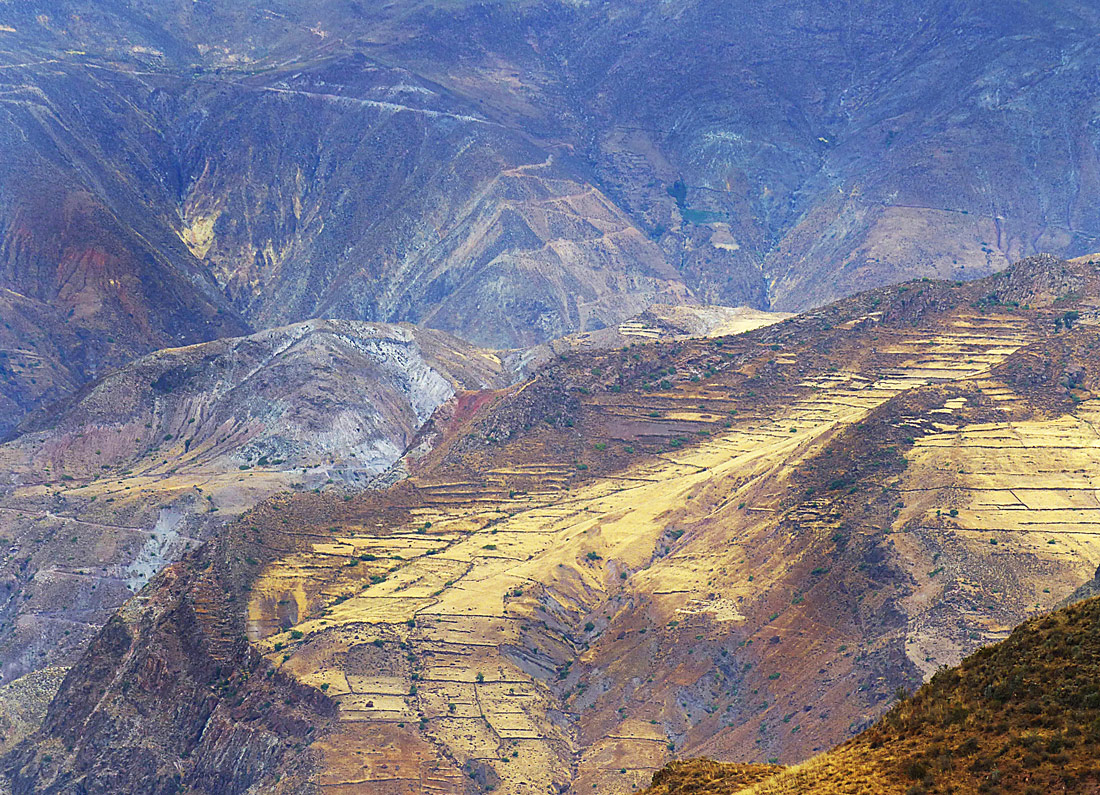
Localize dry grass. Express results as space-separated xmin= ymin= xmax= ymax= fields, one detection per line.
xmin=645 ymin=760 xmax=784 ymax=794
xmin=646 ymin=595 xmax=1100 ymax=794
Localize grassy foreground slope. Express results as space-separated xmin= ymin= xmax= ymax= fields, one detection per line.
xmin=646 ymin=592 xmax=1100 ymax=795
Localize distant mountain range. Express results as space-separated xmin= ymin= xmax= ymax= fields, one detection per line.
xmin=6 ymin=0 xmax=1100 ymax=432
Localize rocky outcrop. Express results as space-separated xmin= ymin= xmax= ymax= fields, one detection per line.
xmin=4 ymin=503 xmax=336 ymax=795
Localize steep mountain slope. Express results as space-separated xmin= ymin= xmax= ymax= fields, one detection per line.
xmin=0 ymin=58 xmax=251 ymax=435
xmin=171 ymin=63 xmax=689 ymax=345
xmin=0 ymin=29 xmax=691 ymax=358
xmin=0 ymin=290 xmax=84 ymax=440
xmin=4 ymin=512 xmax=335 ymax=795
xmin=645 ymin=593 xmax=1100 ymax=794
xmin=13 ymin=256 xmax=1100 ymax=794
xmin=5 ymin=1 xmax=1100 ymax=420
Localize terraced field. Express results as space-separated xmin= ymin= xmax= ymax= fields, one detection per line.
xmin=237 ymin=274 xmax=1100 ymax=793
xmin=0 ymin=320 xmax=511 ymax=689
xmin=15 ymin=257 xmax=1100 ymax=795
xmin=894 ymin=398 xmax=1100 ymax=674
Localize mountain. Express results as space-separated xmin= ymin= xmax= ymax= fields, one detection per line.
xmin=11 ymin=255 xmax=1100 ymax=794
xmin=0 ymin=303 xmax=781 ymax=751
xmin=643 ymin=592 xmax=1100 ymax=794
xmin=7 ymin=1 xmax=1100 ymax=432
xmin=0 ymin=320 xmax=512 ymax=695
xmin=7 ymin=3 xmax=1100 ymax=791
xmin=0 ymin=54 xmax=252 ymax=437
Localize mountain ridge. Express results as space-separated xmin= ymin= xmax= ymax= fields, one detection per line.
xmin=7 ymin=4 xmax=1100 ymax=791
xmin=8 ymin=1 xmax=1100 ymax=434
xmin=10 ymin=254 xmax=1100 ymax=793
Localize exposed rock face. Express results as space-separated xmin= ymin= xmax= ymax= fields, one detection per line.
xmin=4 ymin=511 xmax=337 ymax=795
xmin=15 ymin=318 xmax=508 ymax=483
xmin=18 ymin=257 xmax=1100 ymax=793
